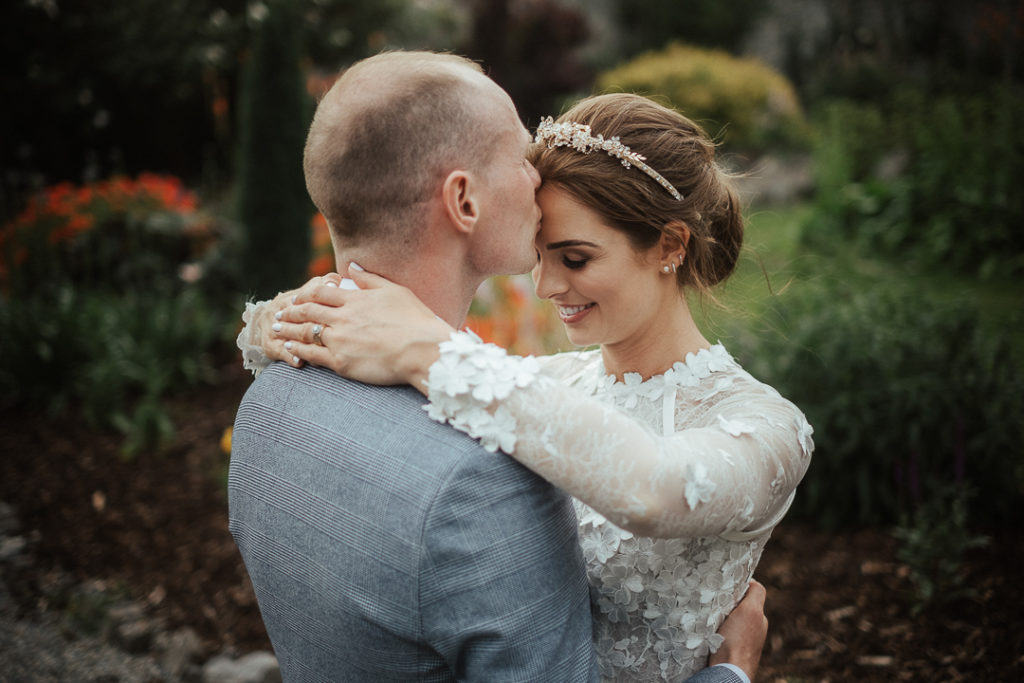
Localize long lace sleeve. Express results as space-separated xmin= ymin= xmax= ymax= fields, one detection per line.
xmin=426 ymin=332 xmax=813 ymax=540
xmin=237 ymin=299 xmax=274 ymax=376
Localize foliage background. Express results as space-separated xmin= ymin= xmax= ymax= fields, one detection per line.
xmin=2 ymin=0 xmax=1022 ymax=641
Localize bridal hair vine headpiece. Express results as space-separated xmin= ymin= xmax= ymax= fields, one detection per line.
xmin=534 ymin=117 xmax=683 ymax=201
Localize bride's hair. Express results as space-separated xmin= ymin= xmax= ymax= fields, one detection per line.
xmin=529 ymin=93 xmax=744 ymax=298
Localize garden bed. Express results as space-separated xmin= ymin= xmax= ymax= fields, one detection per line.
xmin=1 ymin=360 xmax=1020 ymax=681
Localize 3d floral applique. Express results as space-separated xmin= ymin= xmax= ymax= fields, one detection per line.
xmin=797 ymin=416 xmax=815 ymax=456
xmin=237 ymin=300 xmax=274 ymax=376
xmin=424 ymin=331 xmax=544 ymax=453
xmin=682 ymin=461 xmax=717 ymax=510
xmin=716 ymin=414 xmax=757 ymax=437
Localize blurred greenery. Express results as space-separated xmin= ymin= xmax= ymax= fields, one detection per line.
xmin=893 ymin=483 xmax=990 ymax=615
xmin=804 ymin=86 xmax=1024 ymax=279
xmin=0 ymin=174 xmax=241 ymax=457
xmin=705 ymin=201 xmax=1024 ymax=531
xmin=236 ymin=0 xmax=313 ymax=300
xmin=0 ymin=0 xmax=418 ymax=218
xmin=597 ymin=42 xmax=809 ymax=153
xmin=2 ymin=0 xmax=1021 ymax=558
xmin=616 ymin=0 xmax=766 ymax=59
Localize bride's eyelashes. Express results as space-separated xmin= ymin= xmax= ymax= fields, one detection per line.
xmin=562 ymin=254 xmax=589 ymax=270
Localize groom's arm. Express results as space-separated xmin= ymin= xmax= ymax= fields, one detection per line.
xmin=420 ymin=452 xmax=597 ymax=682
xmin=687 ymin=580 xmax=768 ymax=683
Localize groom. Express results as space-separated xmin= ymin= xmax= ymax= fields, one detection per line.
xmin=230 ymin=50 xmax=764 ymax=682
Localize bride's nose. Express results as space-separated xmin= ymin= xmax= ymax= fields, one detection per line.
xmin=532 ymin=256 xmax=565 ymax=300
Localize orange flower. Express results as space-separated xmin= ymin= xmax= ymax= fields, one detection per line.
xmin=311 ymin=212 xmax=332 ymax=249
xmin=48 ymin=214 xmax=95 ymax=244
xmin=308 ymin=254 xmax=334 ymax=277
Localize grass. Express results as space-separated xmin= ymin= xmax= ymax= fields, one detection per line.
xmin=697 ymin=203 xmax=814 ymax=348
xmin=699 ymin=202 xmax=1023 ymax=367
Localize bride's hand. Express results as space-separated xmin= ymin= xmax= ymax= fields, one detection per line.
xmin=252 ymin=273 xmax=344 ymax=365
xmin=271 ymin=264 xmax=454 ymax=392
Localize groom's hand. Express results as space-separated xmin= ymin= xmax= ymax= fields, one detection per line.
xmin=709 ymin=579 xmax=768 ymax=681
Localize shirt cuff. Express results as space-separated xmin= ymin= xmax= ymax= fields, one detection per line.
xmin=714 ymin=663 xmax=752 ymax=683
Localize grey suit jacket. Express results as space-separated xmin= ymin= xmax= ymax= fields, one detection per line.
xmin=229 ymin=363 xmax=597 ymax=681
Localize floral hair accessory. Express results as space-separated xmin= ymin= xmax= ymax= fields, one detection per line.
xmin=534 ymin=116 xmax=683 ymax=201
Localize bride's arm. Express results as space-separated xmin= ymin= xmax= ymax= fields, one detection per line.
xmin=427 ymin=332 xmax=813 ymax=540
xmin=271 ymin=268 xmax=812 ymax=539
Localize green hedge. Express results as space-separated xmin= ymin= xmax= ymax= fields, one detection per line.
xmin=726 ymin=275 xmax=1024 ymax=529
xmin=804 ymin=85 xmax=1024 ymax=279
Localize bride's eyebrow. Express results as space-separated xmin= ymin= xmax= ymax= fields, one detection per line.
xmin=547 ymin=239 xmax=599 ymax=250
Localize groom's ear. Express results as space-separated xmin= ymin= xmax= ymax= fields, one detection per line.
xmin=440 ymin=169 xmax=480 ymax=235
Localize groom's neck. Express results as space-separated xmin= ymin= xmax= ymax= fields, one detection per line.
xmin=335 ymin=249 xmax=479 ymax=330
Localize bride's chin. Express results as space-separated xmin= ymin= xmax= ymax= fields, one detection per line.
xmin=564 ymin=327 xmax=596 ymax=347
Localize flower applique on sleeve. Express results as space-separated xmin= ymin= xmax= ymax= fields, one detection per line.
xmin=424 ymin=331 xmax=547 ymax=453
xmin=237 ymin=299 xmax=274 ymax=376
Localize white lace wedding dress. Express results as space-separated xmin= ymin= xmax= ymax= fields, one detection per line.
xmin=423 ymin=333 xmax=812 ymax=682
xmin=237 ymin=317 xmax=813 ymax=681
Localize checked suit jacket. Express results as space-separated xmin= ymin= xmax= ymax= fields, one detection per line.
xmin=228 ymin=363 xmax=598 ymax=682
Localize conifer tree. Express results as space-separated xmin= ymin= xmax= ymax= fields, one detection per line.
xmin=237 ymin=0 xmax=312 ymax=299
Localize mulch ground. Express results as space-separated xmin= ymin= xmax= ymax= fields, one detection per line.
xmin=1 ymin=360 xmax=1021 ymax=681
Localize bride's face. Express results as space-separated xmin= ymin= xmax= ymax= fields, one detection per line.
xmin=532 ymin=185 xmax=672 ymax=348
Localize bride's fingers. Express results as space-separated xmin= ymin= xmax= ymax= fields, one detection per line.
xmin=346 ymin=263 xmax=396 ymax=290
xmin=270 ymin=319 xmax=330 ymax=345
xmin=287 ymin=274 xmax=342 ymax=304
xmin=260 ymin=332 xmax=306 ymax=368
xmin=292 ymin=281 xmax=359 ymax=306
xmin=283 ymin=339 xmax=340 ymax=372
xmin=276 ymin=300 xmax=350 ymax=325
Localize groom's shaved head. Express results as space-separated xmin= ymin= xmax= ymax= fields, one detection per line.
xmin=304 ymin=51 xmax=500 ymax=249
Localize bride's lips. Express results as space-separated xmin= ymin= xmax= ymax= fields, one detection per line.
xmin=557 ymin=302 xmax=595 ymax=324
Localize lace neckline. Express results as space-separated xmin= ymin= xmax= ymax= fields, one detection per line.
xmin=596 ymin=343 xmax=735 ymax=405
xmin=601 ymin=343 xmax=732 ymax=386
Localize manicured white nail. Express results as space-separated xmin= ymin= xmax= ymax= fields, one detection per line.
xmin=349 ymin=261 xmax=364 ymax=272
xmin=326 ymin=281 xmax=338 ymax=287
xmin=284 ymin=341 xmax=293 ymax=350
xmin=292 ymin=356 xmax=300 ymax=364
xmin=272 ymin=322 xmax=282 ymax=332
xmin=274 ymin=311 xmax=283 ymax=320
xmin=290 ymin=295 xmax=297 ymax=304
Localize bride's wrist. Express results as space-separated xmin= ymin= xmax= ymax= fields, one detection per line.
xmin=401 ymin=321 xmax=451 ymax=395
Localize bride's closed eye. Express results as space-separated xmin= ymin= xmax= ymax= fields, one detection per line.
xmin=562 ymin=254 xmax=589 ymax=270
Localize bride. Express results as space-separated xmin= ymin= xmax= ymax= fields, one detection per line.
xmin=239 ymin=93 xmax=812 ymax=681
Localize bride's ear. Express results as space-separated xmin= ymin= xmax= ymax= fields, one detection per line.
xmin=440 ymin=169 xmax=480 ymax=235
xmin=657 ymin=222 xmax=690 ymax=266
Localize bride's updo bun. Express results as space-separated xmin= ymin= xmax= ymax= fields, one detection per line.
xmin=529 ymin=93 xmax=743 ymax=297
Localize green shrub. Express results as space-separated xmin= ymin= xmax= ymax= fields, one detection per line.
xmin=236 ymin=0 xmax=313 ymax=300
xmin=893 ymin=483 xmax=989 ymax=614
xmin=727 ymin=276 xmax=1024 ymax=529
xmin=803 ymin=86 xmax=1024 ymax=278
xmin=596 ymin=42 xmax=808 ymax=152
xmin=0 ymin=174 xmax=241 ymax=457
xmin=0 ymin=284 xmax=235 ymax=457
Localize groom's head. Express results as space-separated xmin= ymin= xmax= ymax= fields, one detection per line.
xmin=303 ymin=51 xmax=541 ymax=278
